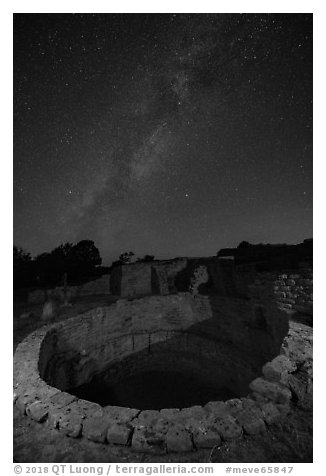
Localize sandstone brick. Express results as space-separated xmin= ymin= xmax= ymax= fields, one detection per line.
xmin=193 ymin=427 xmax=221 ymax=448
xmin=26 ymin=401 xmax=48 ymax=422
xmin=288 ymin=371 xmax=313 ymax=410
xmin=234 ymin=407 xmax=266 ymax=435
xmin=107 ymin=423 xmax=133 ymax=445
xmin=59 ymin=413 xmax=83 ymax=438
xmin=259 ymin=402 xmax=281 ymax=425
xmin=275 ymin=403 xmax=291 ymax=417
xmin=249 ymin=378 xmax=292 ymax=404
xmin=166 ymin=425 xmax=193 ymax=452
xmin=214 ymin=415 xmax=242 ymax=441
xmin=131 ymin=426 xmax=166 ymax=454
xmin=262 ymin=355 xmax=296 ymax=384
xmin=49 ymin=392 xmax=77 ymax=409
xmin=179 ymin=405 xmax=207 ymax=421
xmin=103 ymin=405 xmax=139 ymax=424
xmin=204 ymin=401 xmax=228 ymax=417
xmin=225 ymin=399 xmax=243 ymax=416
xmin=135 ymin=410 xmax=160 ymax=427
xmin=159 ymin=408 xmax=180 ymax=419
xmin=82 ymin=415 xmax=110 ymax=443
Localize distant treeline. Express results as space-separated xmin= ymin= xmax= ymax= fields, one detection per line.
xmin=217 ymin=238 xmax=313 ymax=270
xmin=13 ymin=243 xmax=156 ymax=289
xmin=13 ymin=240 xmax=107 ymax=289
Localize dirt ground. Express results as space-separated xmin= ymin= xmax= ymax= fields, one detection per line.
xmin=13 ymin=295 xmax=313 ymax=463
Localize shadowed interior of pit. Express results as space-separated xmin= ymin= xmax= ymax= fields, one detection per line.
xmin=69 ymin=369 xmax=238 ymax=409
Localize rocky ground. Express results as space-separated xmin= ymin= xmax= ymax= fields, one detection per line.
xmin=13 ymin=296 xmax=313 ymax=463
xmin=13 ymin=403 xmax=313 ymax=463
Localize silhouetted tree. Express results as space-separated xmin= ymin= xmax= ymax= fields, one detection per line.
xmin=72 ymin=240 xmax=102 ymax=268
xmin=32 ymin=240 xmax=102 ymax=286
xmin=13 ymin=246 xmax=33 ymax=288
xmin=237 ymin=241 xmax=251 ymax=249
xmin=118 ymin=251 xmax=135 ymax=264
xmin=14 ymin=246 xmax=31 ymax=264
xmin=137 ymin=254 xmax=155 ymax=262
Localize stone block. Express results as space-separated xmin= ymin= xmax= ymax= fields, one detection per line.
xmin=103 ymin=405 xmax=140 ymax=424
xmin=193 ymin=427 xmax=221 ymax=448
xmin=131 ymin=426 xmax=166 ymax=454
xmin=47 ymin=408 xmax=64 ymax=429
xmin=70 ymin=399 xmax=103 ymax=418
xmin=159 ymin=408 xmax=180 ymax=420
xmin=179 ymin=405 xmax=207 ymax=421
xmin=249 ymin=378 xmax=292 ymax=404
xmin=288 ymin=371 xmax=313 ymax=410
xmin=135 ymin=410 xmax=160 ymax=427
xmin=26 ymin=401 xmax=48 ymax=422
xmin=82 ymin=415 xmax=110 ymax=443
xmin=16 ymin=394 xmax=36 ymax=415
xmin=214 ymin=415 xmax=243 ymax=441
xmin=205 ymin=401 xmax=228 ymax=417
xmin=107 ymin=423 xmax=133 ymax=445
xmin=259 ymin=402 xmax=281 ymax=425
xmin=166 ymin=425 xmax=193 ymax=452
xmin=59 ymin=413 xmax=83 ymax=438
xmin=225 ymin=399 xmax=243 ymax=416
xmin=275 ymin=403 xmax=291 ymax=417
xmin=49 ymin=392 xmax=77 ymax=409
xmin=234 ymin=407 xmax=266 ymax=435
xmin=262 ymin=355 xmax=296 ymax=384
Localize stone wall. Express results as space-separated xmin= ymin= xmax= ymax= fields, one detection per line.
xmin=27 ymin=261 xmax=313 ymax=325
xmin=13 ymin=293 xmax=312 ymax=453
xmin=28 ymin=274 xmax=111 ymax=304
xmin=152 ymin=258 xmax=188 ymax=295
xmin=110 ymin=257 xmax=239 ymax=299
xmin=33 ymin=291 xmax=288 ymax=397
xmin=236 ymin=268 xmax=313 ymax=317
xmin=273 ymin=271 xmax=313 ymax=315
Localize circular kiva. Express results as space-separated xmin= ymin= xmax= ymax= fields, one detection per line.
xmin=13 ymin=294 xmax=305 ymax=453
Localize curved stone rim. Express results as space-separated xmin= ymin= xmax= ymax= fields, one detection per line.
xmin=13 ymin=309 xmax=297 ymax=453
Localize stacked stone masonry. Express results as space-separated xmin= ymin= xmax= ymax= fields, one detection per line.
xmin=14 ymin=293 xmax=312 ymax=453
xmin=27 ymin=256 xmax=312 ymax=321
xmin=240 ymin=269 xmax=313 ymax=317
xmin=28 ymin=274 xmax=111 ymax=304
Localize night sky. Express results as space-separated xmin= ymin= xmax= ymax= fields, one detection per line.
xmin=13 ymin=13 xmax=313 ymax=265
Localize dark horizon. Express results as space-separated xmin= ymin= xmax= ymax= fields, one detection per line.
xmin=14 ymin=14 xmax=313 ymax=266
xmin=14 ymin=236 xmax=312 ymax=268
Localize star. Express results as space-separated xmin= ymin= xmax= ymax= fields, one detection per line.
xmin=13 ymin=13 xmax=312 ymax=264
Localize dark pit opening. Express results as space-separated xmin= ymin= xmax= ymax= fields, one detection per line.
xmin=69 ymin=369 xmax=238 ymax=410
xmin=42 ymin=296 xmax=289 ymax=411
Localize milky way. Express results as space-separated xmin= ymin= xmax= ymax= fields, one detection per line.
xmin=14 ymin=13 xmax=312 ymax=264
